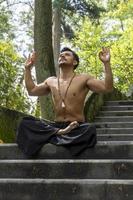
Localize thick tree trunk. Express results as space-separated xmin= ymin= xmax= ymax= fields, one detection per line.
xmin=52 ymin=6 xmax=61 ymax=75
xmin=34 ymin=0 xmax=55 ymax=120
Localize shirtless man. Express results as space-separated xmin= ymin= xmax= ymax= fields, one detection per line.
xmin=17 ymin=47 xmax=113 ymax=157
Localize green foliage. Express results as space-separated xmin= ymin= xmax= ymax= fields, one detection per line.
xmin=0 ymin=6 xmax=14 ymax=40
xmin=53 ymin=0 xmax=105 ymax=40
xmin=107 ymin=0 xmax=133 ymax=18
xmin=73 ymin=20 xmax=103 ymax=78
xmin=53 ymin=0 xmax=105 ymax=18
xmin=104 ymin=0 xmax=133 ymax=34
xmin=0 ymin=41 xmax=31 ymax=113
xmin=0 ymin=1 xmax=35 ymax=114
xmin=72 ymin=13 xmax=133 ymax=94
xmin=111 ymin=25 xmax=133 ymax=92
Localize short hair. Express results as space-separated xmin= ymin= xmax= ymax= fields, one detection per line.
xmin=60 ymin=47 xmax=79 ymax=69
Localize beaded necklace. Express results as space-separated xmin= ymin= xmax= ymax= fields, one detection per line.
xmin=58 ymin=73 xmax=75 ymax=108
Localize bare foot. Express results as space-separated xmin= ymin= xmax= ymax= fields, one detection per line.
xmin=56 ymin=121 xmax=79 ymax=135
xmin=0 ymin=139 xmax=4 ymax=144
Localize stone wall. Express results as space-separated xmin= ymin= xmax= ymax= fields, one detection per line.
xmin=84 ymin=93 xmax=104 ymax=122
xmin=0 ymin=107 xmax=27 ymax=143
xmin=84 ymin=88 xmax=128 ymax=122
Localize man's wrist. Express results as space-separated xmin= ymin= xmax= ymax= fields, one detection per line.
xmin=25 ymin=66 xmax=32 ymax=71
xmin=103 ymin=60 xmax=110 ymax=64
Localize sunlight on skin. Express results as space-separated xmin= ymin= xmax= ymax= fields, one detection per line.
xmin=56 ymin=121 xmax=79 ymax=135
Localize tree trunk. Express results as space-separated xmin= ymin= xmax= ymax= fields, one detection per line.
xmin=34 ymin=0 xmax=55 ymax=120
xmin=52 ymin=6 xmax=61 ymax=75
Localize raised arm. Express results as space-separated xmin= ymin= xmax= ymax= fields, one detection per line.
xmin=24 ymin=52 xmax=50 ymax=96
xmin=87 ymin=47 xmax=113 ymax=93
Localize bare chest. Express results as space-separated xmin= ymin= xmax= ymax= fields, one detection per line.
xmin=50 ymin=77 xmax=88 ymax=104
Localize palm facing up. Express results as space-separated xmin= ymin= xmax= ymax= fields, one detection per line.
xmin=99 ymin=47 xmax=110 ymax=63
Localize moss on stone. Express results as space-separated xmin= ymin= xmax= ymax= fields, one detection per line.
xmin=0 ymin=106 xmax=28 ymax=143
xmin=84 ymin=93 xmax=104 ymax=122
xmin=84 ymin=88 xmax=128 ymax=122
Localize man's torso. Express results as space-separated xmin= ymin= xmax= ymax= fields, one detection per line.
xmin=47 ymin=74 xmax=90 ymax=122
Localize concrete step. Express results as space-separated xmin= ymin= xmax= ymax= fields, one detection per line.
xmin=0 ymin=179 xmax=132 ymax=200
xmin=95 ymin=122 xmax=133 ymax=128
xmin=105 ymin=100 xmax=133 ymax=106
xmin=31 ymin=141 xmax=133 ymax=159
xmin=97 ymin=134 xmax=133 ymax=141
xmin=97 ymin=128 xmax=133 ymax=134
xmin=99 ymin=111 xmax=133 ymax=116
xmin=1 ymin=142 xmax=133 ymax=159
xmin=0 ymin=100 xmax=132 ymax=200
xmin=95 ymin=116 xmax=133 ymax=122
xmin=0 ymin=159 xmax=133 ymax=179
xmin=102 ymin=106 xmax=133 ymax=111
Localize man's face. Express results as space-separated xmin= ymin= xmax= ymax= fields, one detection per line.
xmin=58 ymin=51 xmax=76 ymax=67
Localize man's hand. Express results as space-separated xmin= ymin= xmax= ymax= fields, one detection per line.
xmin=99 ymin=47 xmax=110 ymax=63
xmin=25 ymin=52 xmax=36 ymax=70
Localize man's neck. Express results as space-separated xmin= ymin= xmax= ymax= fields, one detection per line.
xmin=59 ymin=67 xmax=75 ymax=80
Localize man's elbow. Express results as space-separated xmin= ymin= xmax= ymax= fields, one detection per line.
xmin=105 ymin=86 xmax=114 ymax=93
xmin=27 ymin=90 xmax=35 ymax=96
xmin=27 ymin=87 xmax=37 ymax=96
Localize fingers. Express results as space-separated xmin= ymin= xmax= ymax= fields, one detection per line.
xmin=25 ymin=53 xmax=32 ymax=65
xmin=27 ymin=52 xmax=36 ymax=63
xmin=31 ymin=51 xmax=36 ymax=59
xmin=25 ymin=51 xmax=36 ymax=60
xmin=30 ymin=51 xmax=36 ymax=60
xmin=100 ymin=47 xmax=110 ymax=58
xmin=99 ymin=51 xmax=103 ymax=57
xmin=27 ymin=53 xmax=31 ymax=61
xmin=25 ymin=51 xmax=37 ymax=69
xmin=102 ymin=47 xmax=110 ymax=53
xmin=99 ymin=46 xmax=111 ymax=63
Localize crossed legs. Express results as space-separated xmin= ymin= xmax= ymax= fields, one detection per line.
xmin=56 ymin=121 xmax=79 ymax=135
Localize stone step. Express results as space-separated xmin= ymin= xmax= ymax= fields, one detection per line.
xmin=0 ymin=100 xmax=132 ymax=200
xmin=99 ymin=111 xmax=133 ymax=116
xmin=0 ymin=179 xmax=132 ymax=200
xmin=95 ymin=122 xmax=133 ymax=128
xmin=1 ymin=142 xmax=133 ymax=159
xmin=102 ymin=106 xmax=133 ymax=111
xmin=95 ymin=116 xmax=133 ymax=122
xmin=104 ymin=100 xmax=133 ymax=106
xmin=0 ymin=159 xmax=133 ymax=179
xmin=97 ymin=128 xmax=133 ymax=134
xmin=97 ymin=134 xmax=133 ymax=141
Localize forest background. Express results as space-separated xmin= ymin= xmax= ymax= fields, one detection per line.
xmin=0 ymin=0 xmax=133 ymax=119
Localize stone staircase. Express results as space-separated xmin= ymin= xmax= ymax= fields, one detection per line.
xmin=0 ymin=100 xmax=133 ymax=200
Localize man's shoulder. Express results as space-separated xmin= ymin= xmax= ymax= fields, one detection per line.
xmin=45 ymin=76 xmax=57 ymax=82
xmin=43 ymin=76 xmax=57 ymax=86
xmin=76 ymin=73 xmax=94 ymax=80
